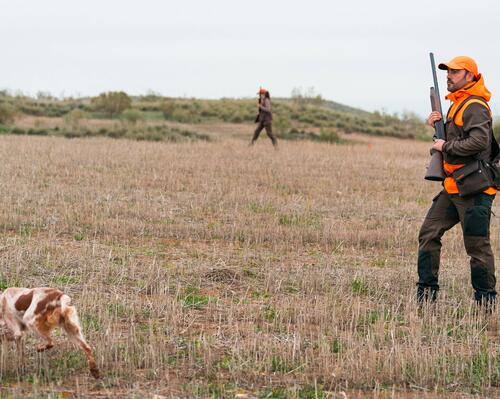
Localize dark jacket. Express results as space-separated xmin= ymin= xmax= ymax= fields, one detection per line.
xmin=443 ymin=97 xmax=493 ymax=165
xmin=257 ymin=98 xmax=273 ymax=125
xmin=441 ymin=75 xmax=495 ymax=195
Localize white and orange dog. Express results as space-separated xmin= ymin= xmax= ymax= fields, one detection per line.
xmin=0 ymin=287 xmax=100 ymax=378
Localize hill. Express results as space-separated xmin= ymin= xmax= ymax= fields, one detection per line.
xmin=0 ymin=90 xmax=431 ymax=142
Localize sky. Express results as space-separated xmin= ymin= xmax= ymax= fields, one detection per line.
xmin=1 ymin=0 xmax=499 ymax=117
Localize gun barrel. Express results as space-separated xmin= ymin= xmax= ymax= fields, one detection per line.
xmin=430 ymin=53 xmax=443 ymax=115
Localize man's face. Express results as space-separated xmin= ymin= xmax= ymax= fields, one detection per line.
xmin=447 ymin=69 xmax=473 ymax=92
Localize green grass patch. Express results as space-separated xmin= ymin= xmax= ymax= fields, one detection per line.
xmin=81 ymin=312 xmax=102 ymax=331
xmin=259 ymin=387 xmax=287 ymax=399
xmin=179 ymin=287 xmax=213 ymax=309
xmin=351 ymin=277 xmax=369 ymax=295
xmin=0 ymin=276 xmax=9 ymax=290
xmin=51 ymin=275 xmax=80 ymax=286
xmin=270 ymin=356 xmax=296 ymax=373
xmin=330 ymin=337 xmax=343 ymax=354
xmin=263 ymin=305 xmax=277 ymax=322
xmin=248 ymin=201 xmax=276 ymax=214
xmin=0 ymin=124 xmax=13 ymax=134
xmin=280 ymin=127 xmax=345 ymax=143
xmin=106 ymin=302 xmax=129 ymax=318
xmin=181 ymin=293 xmax=212 ymax=309
xmin=73 ymin=232 xmax=85 ymax=241
xmin=278 ymin=212 xmax=321 ymax=228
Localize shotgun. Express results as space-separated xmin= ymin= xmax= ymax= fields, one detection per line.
xmin=255 ymin=87 xmax=262 ymax=123
xmin=425 ymin=52 xmax=446 ymax=181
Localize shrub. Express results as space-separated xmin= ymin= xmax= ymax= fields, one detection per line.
xmin=90 ymin=91 xmax=132 ymax=117
xmin=318 ymin=127 xmax=341 ymax=143
xmin=0 ymin=102 xmax=16 ymax=124
xmin=27 ymin=128 xmax=49 ymax=136
xmin=160 ymin=99 xmax=176 ymax=119
xmin=121 ymin=109 xmax=144 ymax=125
xmin=64 ymin=109 xmax=87 ymax=129
xmin=273 ymin=115 xmax=291 ymax=135
xmin=280 ymin=128 xmax=315 ymax=141
xmin=170 ymin=108 xmax=200 ymax=123
xmin=229 ymin=113 xmax=244 ymax=123
xmin=10 ymin=124 xmax=211 ymax=143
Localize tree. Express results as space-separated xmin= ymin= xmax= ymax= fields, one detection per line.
xmin=91 ymin=91 xmax=132 ymax=117
xmin=291 ymin=86 xmax=324 ymax=107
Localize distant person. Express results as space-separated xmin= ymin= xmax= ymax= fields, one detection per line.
xmin=417 ymin=56 xmax=497 ymax=308
xmin=250 ymin=88 xmax=278 ymax=148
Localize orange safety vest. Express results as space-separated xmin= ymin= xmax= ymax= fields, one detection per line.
xmin=443 ymin=97 xmax=497 ymax=195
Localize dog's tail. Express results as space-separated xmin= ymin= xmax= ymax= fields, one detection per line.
xmin=60 ymin=294 xmax=72 ymax=311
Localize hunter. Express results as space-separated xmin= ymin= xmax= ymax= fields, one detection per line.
xmin=418 ymin=56 xmax=497 ymax=307
xmin=250 ymin=88 xmax=278 ymax=148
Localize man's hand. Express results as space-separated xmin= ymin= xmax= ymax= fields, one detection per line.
xmin=432 ymin=139 xmax=445 ymax=152
xmin=427 ymin=111 xmax=442 ymax=128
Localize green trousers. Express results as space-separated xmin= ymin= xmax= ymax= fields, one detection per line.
xmin=417 ymin=190 xmax=497 ymax=303
xmin=252 ymin=122 xmax=277 ymax=147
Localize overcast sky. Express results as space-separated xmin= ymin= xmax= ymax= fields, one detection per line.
xmin=1 ymin=0 xmax=499 ymax=117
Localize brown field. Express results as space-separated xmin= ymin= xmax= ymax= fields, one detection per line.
xmin=0 ymin=130 xmax=498 ymax=398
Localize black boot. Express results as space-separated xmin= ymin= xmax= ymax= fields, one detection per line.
xmin=417 ymin=285 xmax=438 ymax=304
xmin=474 ymin=291 xmax=496 ymax=313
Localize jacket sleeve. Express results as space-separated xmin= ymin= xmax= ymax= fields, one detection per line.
xmin=443 ymin=103 xmax=491 ymax=157
xmin=259 ymin=98 xmax=272 ymax=113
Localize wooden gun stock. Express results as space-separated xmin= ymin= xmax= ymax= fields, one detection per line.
xmin=430 ymin=87 xmax=445 ymax=140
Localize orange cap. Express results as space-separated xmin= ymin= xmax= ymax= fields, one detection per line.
xmin=257 ymin=88 xmax=268 ymax=94
xmin=438 ymin=56 xmax=479 ymax=78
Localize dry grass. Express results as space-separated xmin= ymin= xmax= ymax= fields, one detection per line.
xmin=0 ymin=133 xmax=498 ymax=398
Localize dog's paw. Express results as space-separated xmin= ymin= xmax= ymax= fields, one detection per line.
xmin=90 ymin=367 xmax=101 ymax=379
xmin=36 ymin=343 xmax=54 ymax=352
xmin=0 ymin=332 xmax=17 ymax=342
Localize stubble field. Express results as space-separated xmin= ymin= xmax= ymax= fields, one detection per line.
xmin=0 ymin=131 xmax=498 ymax=398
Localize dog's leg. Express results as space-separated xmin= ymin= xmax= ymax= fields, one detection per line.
xmin=21 ymin=309 xmax=55 ymax=353
xmin=34 ymin=326 xmax=54 ymax=352
xmin=3 ymin=313 xmax=24 ymax=341
xmin=62 ymin=305 xmax=100 ymax=379
xmin=3 ymin=318 xmax=27 ymax=375
xmin=2 ymin=317 xmax=25 ymax=373
xmin=13 ymin=334 xmax=26 ymax=375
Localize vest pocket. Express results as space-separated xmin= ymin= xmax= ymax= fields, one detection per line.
xmin=452 ymin=160 xmax=492 ymax=197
